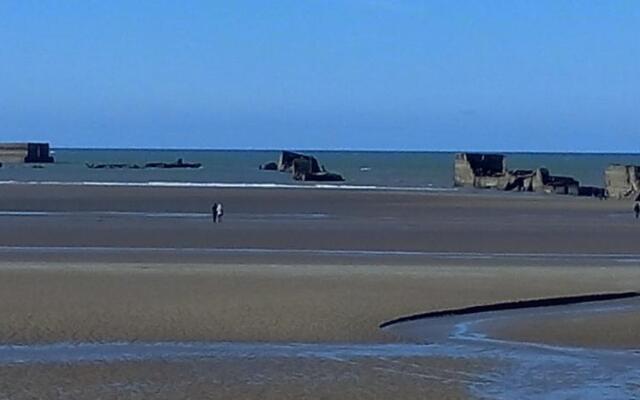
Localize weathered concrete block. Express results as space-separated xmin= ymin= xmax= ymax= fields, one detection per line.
xmin=453 ymin=153 xmax=588 ymax=196
xmin=262 ymin=150 xmax=344 ymax=182
xmin=292 ymin=158 xmax=312 ymax=179
xmin=605 ymin=164 xmax=640 ymax=199
xmin=454 ymin=153 xmax=506 ymax=187
xmin=278 ymin=151 xmax=321 ymax=173
xmin=0 ymin=143 xmax=54 ymax=163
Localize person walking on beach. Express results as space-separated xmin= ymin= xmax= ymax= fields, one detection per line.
xmin=634 ymin=202 xmax=640 ymax=219
xmin=212 ymin=203 xmax=218 ymax=223
xmin=216 ymin=202 xmax=224 ymax=223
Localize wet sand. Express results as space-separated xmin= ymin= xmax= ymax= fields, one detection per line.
xmin=0 ymin=184 xmax=639 ymax=399
xmin=383 ymin=296 xmax=640 ymax=399
xmin=486 ymin=307 xmax=640 ymax=349
xmin=0 ymin=356 xmax=481 ymax=400
xmin=0 ymin=184 xmax=638 ymax=255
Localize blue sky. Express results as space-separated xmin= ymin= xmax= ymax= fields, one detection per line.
xmin=0 ymin=1 xmax=638 ymax=151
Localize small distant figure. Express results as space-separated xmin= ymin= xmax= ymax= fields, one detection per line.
xmin=216 ymin=203 xmax=224 ymax=223
xmin=212 ymin=203 xmax=218 ymax=223
xmin=634 ymin=202 xmax=640 ymax=219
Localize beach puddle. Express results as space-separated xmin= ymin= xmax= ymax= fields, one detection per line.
xmin=384 ymin=296 xmax=640 ymax=399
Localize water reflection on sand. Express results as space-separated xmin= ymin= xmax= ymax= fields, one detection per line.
xmin=386 ymin=297 xmax=640 ymax=399
xmin=0 ymin=298 xmax=638 ymax=399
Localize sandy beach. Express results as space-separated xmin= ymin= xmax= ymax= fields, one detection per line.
xmin=0 ymin=262 xmax=638 ymax=346
xmin=0 ymin=184 xmax=639 ymax=399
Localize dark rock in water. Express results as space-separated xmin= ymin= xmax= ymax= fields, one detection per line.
xmin=259 ymin=162 xmax=278 ymax=171
xmin=32 ymin=165 xmax=44 ymax=169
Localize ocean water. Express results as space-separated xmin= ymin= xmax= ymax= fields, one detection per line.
xmin=1 ymin=149 xmax=640 ymax=190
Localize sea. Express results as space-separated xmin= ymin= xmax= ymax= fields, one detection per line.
xmin=1 ymin=149 xmax=640 ymax=191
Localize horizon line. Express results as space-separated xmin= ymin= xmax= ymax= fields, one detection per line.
xmin=49 ymin=146 xmax=640 ymax=155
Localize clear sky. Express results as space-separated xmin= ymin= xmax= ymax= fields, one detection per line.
xmin=0 ymin=1 xmax=638 ymax=151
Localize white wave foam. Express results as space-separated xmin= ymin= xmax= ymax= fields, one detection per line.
xmin=0 ymin=180 xmax=457 ymax=192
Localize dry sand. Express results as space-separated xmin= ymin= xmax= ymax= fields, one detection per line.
xmin=0 ymin=262 xmax=638 ymax=346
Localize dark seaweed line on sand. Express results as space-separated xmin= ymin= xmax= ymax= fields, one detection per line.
xmin=379 ymin=292 xmax=640 ymax=328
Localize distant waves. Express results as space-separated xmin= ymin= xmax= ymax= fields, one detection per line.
xmin=0 ymin=180 xmax=458 ymax=192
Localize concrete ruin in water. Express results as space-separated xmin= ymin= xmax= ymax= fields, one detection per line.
xmin=260 ymin=151 xmax=345 ymax=182
xmin=0 ymin=143 xmax=55 ymax=164
xmin=454 ymin=153 xmax=591 ymax=196
xmin=605 ymin=165 xmax=640 ymax=200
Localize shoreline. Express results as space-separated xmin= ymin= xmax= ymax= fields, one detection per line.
xmin=0 ymin=179 xmax=621 ymax=200
xmin=0 ymin=179 xmax=617 ymax=199
xmin=0 ymin=179 xmax=457 ymax=192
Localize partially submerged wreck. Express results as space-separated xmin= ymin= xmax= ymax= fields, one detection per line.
xmin=144 ymin=158 xmax=201 ymax=169
xmin=454 ymin=153 xmax=585 ymax=196
xmin=454 ymin=153 xmax=508 ymax=189
xmin=605 ymin=165 xmax=640 ymax=200
xmin=277 ymin=151 xmax=321 ymax=173
xmin=87 ymin=158 xmax=201 ymax=170
xmin=261 ymin=151 xmax=344 ymax=182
